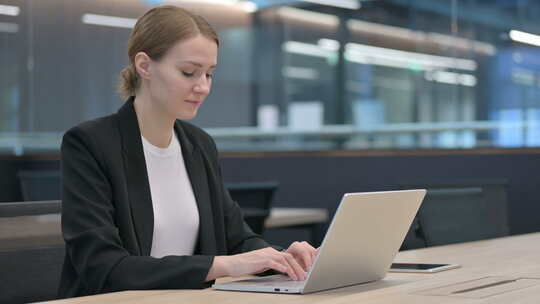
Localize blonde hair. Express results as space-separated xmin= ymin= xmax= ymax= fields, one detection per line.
xmin=119 ymin=5 xmax=219 ymax=98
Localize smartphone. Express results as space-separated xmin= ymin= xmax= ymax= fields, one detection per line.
xmin=389 ymin=263 xmax=461 ymax=273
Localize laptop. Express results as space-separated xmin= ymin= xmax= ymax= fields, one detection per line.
xmin=212 ymin=189 xmax=426 ymax=294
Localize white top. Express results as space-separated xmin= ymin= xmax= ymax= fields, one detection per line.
xmin=141 ymin=132 xmax=200 ymax=258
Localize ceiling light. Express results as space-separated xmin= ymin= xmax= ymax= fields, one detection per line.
xmin=509 ymin=30 xmax=540 ymax=47
xmin=345 ymin=42 xmax=477 ymax=71
xmin=82 ymin=14 xmax=137 ymax=29
xmin=318 ymin=38 xmax=340 ymax=51
xmin=425 ymin=71 xmax=477 ymax=87
xmin=283 ymin=41 xmax=335 ymax=58
xmin=0 ymin=4 xmax=19 ymax=16
xmin=301 ymin=0 xmax=360 ymax=10
xmin=163 ymin=0 xmax=257 ymax=12
xmin=240 ymin=1 xmax=258 ymax=13
xmin=285 ymin=39 xmax=477 ymax=71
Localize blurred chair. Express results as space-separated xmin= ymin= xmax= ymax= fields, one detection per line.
xmin=400 ymin=179 xmax=510 ymax=248
xmin=0 ymin=200 xmax=64 ymax=304
xmin=400 ymin=216 xmax=427 ymax=250
xmin=17 ymin=170 xmax=61 ymax=201
xmin=225 ymin=181 xmax=279 ymax=235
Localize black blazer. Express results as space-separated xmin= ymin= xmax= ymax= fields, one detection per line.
xmin=58 ymin=97 xmax=271 ymax=298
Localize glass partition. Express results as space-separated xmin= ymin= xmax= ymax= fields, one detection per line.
xmin=1 ymin=0 xmax=540 ymax=154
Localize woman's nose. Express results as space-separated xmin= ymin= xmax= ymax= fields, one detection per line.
xmin=194 ymin=76 xmax=211 ymax=94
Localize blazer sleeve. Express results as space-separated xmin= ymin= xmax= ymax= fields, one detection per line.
xmin=61 ymin=126 xmax=214 ymax=295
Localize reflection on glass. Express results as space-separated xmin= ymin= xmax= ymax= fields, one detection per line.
xmin=1 ymin=0 xmax=540 ymax=154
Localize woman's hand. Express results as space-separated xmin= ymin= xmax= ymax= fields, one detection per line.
xmin=284 ymin=241 xmax=318 ymax=272
xmin=206 ymin=246 xmax=312 ymax=281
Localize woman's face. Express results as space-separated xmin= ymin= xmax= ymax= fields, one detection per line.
xmin=147 ymin=34 xmax=218 ymax=120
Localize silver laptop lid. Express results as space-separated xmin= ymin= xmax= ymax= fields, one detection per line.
xmin=302 ymin=189 xmax=426 ymax=293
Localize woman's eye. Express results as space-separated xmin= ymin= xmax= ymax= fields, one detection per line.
xmin=206 ymin=73 xmax=214 ymax=79
xmin=182 ymin=71 xmax=195 ymax=77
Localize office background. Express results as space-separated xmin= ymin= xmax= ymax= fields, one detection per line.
xmin=1 ymin=0 xmax=540 ymax=247
xmin=1 ymin=0 xmax=540 ymax=153
xmin=2 ymin=2 xmax=540 ymax=302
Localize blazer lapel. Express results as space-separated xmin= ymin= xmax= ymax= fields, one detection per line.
xmin=174 ymin=122 xmax=217 ymax=255
xmin=117 ymin=97 xmax=154 ymax=256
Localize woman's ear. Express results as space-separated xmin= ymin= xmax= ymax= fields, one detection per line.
xmin=134 ymin=52 xmax=152 ymax=80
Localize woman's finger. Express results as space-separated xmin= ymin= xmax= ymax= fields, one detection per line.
xmin=265 ymin=251 xmax=296 ymax=280
xmin=296 ymin=247 xmax=312 ymax=271
xmin=290 ymin=242 xmax=316 ymax=271
xmin=310 ymin=249 xmax=317 ymax=266
xmin=301 ymin=242 xmax=317 ymax=268
xmin=266 ymin=260 xmax=288 ymax=275
xmin=282 ymin=252 xmax=306 ymax=281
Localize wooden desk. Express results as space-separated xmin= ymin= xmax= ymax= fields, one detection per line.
xmin=42 ymin=233 xmax=540 ymax=304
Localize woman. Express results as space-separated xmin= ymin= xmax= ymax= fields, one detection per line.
xmin=58 ymin=5 xmax=316 ymax=298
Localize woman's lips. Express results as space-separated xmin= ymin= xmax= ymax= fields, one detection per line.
xmin=185 ymin=100 xmax=201 ymax=105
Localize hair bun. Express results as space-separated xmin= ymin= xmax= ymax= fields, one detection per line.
xmin=119 ymin=66 xmax=139 ymax=98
